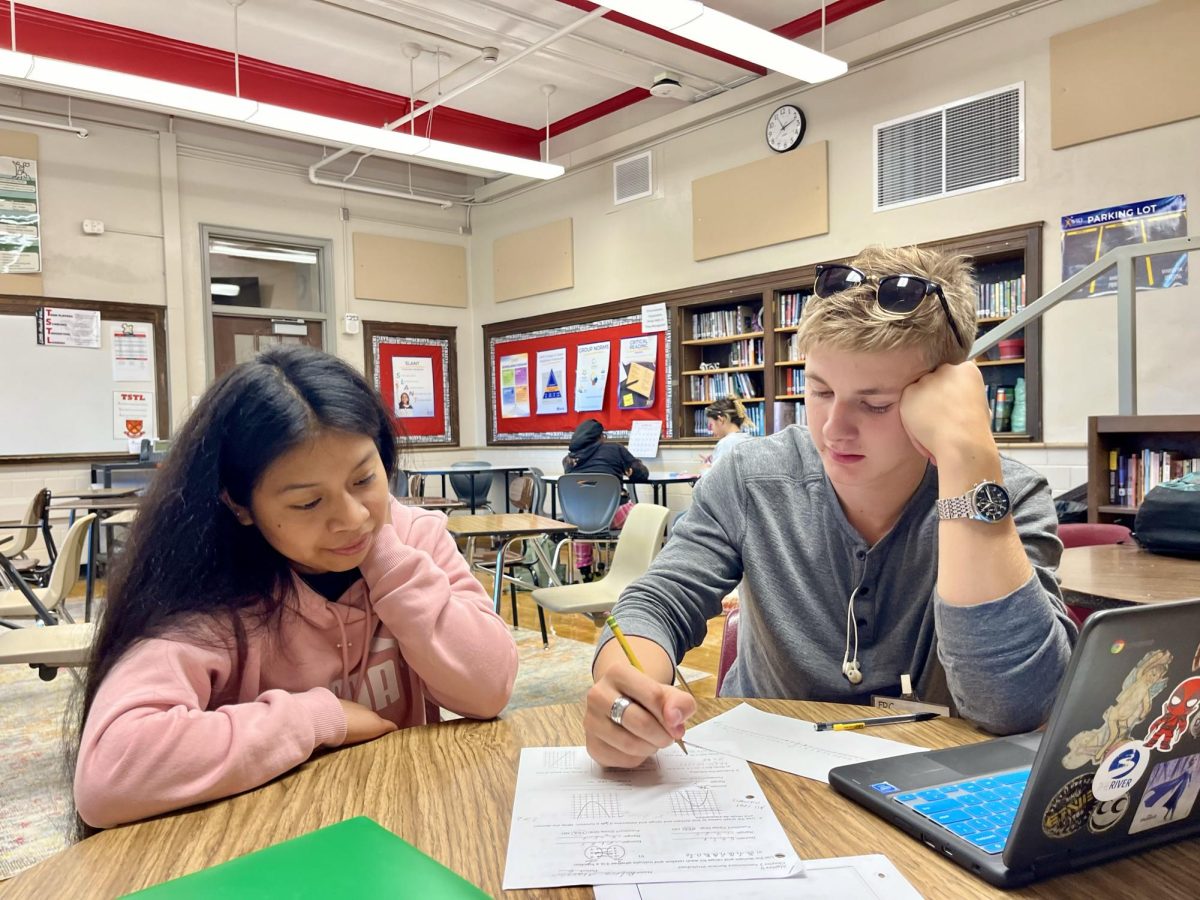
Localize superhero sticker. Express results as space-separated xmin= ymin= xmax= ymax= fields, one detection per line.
xmin=1062 ymin=649 xmax=1173 ymax=769
xmin=1143 ymin=677 xmax=1200 ymax=753
xmin=1129 ymin=754 xmax=1200 ymax=834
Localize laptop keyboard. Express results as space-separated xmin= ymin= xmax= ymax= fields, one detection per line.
xmin=892 ymin=768 xmax=1031 ymax=855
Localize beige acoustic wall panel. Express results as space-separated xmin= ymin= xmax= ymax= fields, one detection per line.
xmin=353 ymin=232 xmax=467 ymax=307
xmin=0 ymin=130 xmax=44 ymax=296
xmin=693 ymin=140 xmax=828 ymax=261
xmin=1051 ymin=0 xmax=1200 ymax=150
xmin=493 ymin=217 xmax=573 ymax=302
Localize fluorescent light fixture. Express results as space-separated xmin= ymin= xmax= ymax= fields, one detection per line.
xmin=210 ymin=282 xmax=242 ymax=296
xmin=0 ymin=49 xmax=563 ymax=179
xmin=600 ymin=1 xmax=847 ymax=84
xmin=210 ymin=241 xmax=318 ymax=264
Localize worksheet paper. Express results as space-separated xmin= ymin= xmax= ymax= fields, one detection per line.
xmin=502 ymin=745 xmax=802 ymax=890
xmin=593 ymin=854 xmax=924 ymax=900
xmin=683 ymin=703 xmax=927 ymax=783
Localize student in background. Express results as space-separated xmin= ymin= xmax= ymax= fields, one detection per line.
xmin=563 ymin=418 xmax=649 ymax=580
xmin=701 ymin=398 xmax=753 ymax=470
xmin=584 ymin=245 xmax=1075 ymax=767
xmin=71 ymin=346 xmax=517 ymax=831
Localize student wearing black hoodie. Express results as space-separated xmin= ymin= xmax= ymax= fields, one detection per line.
xmin=562 ymin=419 xmax=649 ymax=579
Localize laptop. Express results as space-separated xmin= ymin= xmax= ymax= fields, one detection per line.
xmin=829 ymin=597 xmax=1200 ymax=888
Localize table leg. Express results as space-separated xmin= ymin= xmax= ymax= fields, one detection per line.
xmin=503 ymin=472 xmax=512 ymax=513
xmin=549 ymin=483 xmax=558 ymax=520
xmin=492 ymin=537 xmax=521 ymax=613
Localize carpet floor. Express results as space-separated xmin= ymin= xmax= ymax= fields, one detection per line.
xmin=0 ymin=625 xmax=709 ymax=880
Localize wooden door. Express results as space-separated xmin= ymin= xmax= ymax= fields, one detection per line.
xmin=212 ymin=315 xmax=324 ymax=379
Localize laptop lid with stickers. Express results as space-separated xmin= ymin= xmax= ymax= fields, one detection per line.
xmin=1002 ymin=597 xmax=1200 ymax=875
xmin=829 ymin=598 xmax=1200 ymax=887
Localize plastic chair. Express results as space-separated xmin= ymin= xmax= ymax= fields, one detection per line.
xmin=407 ymin=473 xmax=426 ymax=499
xmin=449 ymin=461 xmax=494 ymax=513
xmin=716 ymin=607 xmax=740 ymax=695
xmin=1058 ymin=523 xmax=1132 ymax=549
xmin=525 ymin=466 xmax=548 ymax=516
xmin=0 ymin=488 xmax=55 ymax=587
xmin=532 ymin=503 xmax=671 ymax=641
xmin=1058 ymin=523 xmax=1131 ymax=627
xmin=0 ymin=514 xmax=97 ymax=622
xmin=557 ymin=472 xmax=622 ymax=579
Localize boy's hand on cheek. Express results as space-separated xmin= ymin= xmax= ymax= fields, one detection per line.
xmin=900 ymin=362 xmax=995 ymax=463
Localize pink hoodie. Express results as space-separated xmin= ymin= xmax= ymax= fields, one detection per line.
xmin=74 ymin=500 xmax=518 ymax=829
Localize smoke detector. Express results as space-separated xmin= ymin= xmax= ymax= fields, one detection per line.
xmin=649 ymin=71 xmax=697 ymax=102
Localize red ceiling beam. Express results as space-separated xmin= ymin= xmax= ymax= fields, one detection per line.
xmin=0 ymin=5 xmax=544 ymax=160
xmin=773 ymin=0 xmax=887 ymax=40
xmin=549 ymin=86 xmax=649 ymax=138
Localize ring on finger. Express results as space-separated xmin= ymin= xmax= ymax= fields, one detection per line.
xmin=610 ymin=695 xmax=633 ymax=727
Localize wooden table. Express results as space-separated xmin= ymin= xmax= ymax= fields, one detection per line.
xmin=8 ymin=698 xmax=1197 ymax=899
xmin=445 ymin=513 xmax=578 ymax=633
xmin=397 ymin=496 xmax=468 ymax=511
xmin=1059 ymin=542 xmax=1200 ymax=608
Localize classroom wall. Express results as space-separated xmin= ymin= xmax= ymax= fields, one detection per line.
xmin=0 ymin=104 xmax=473 ymax=521
xmin=465 ymin=0 xmax=1197 ymax=493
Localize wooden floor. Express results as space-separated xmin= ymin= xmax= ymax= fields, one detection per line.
xmin=487 ymin=579 xmax=725 ymax=700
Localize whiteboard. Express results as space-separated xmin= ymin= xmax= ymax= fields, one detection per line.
xmin=0 ymin=313 xmax=157 ymax=457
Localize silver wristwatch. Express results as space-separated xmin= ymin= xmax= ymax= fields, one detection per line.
xmin=935 ymin=481 xmax=1012 ymax=523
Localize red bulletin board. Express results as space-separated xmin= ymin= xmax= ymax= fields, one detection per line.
xmin=488 ymin=313 xmax=673 ymax=442
xmin=368 ymin=329 xmax=458 ymax=446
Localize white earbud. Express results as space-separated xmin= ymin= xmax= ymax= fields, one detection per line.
xmin=842 ymin=660 xmax=863 ymax=685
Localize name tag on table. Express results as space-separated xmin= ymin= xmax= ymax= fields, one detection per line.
xmin=871 ymin=695 xmax=952 ymax=717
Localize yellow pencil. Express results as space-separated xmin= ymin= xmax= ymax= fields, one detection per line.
xmin=606 ymin=615 xmax=689 ymax=754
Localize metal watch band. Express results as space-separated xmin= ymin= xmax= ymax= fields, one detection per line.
xmin=935 ymin=494 xmax=974 ymax=520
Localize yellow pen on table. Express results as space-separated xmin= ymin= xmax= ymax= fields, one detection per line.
xmin=605 ymin=614 xmax=691 ymax=754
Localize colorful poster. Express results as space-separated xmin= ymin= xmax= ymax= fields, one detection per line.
xmin=500 ymin=352 xmax=531 ymax=418
xmin=1061 ymin=195 xmax=1188 ymax=298
xmin=391 ymin=356 xmax=436 ymax=418
xmin=536 ymin=347 xmax=568 ymax=414
xmin=617 ymin=334 xmax=658 ymax=410
xmin=113 ymin=390 xmax=155 ymax=440
xmin=111 ymin=322 xmax=153 ymax=381
xmin=574 ymin=341 xmax=610 ymax=412
xmin=0 ymin=156 xmax=40 ymax=273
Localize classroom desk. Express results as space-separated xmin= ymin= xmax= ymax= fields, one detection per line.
xmin=9 ymin=697 xmax=1197 ymax=899
xmin=444 ymin=513 xmax=577 ymax=630
xmin=89 ymin=459 xmax=159 ymax=488
xmin=542 ymin=472 xmax=699 ymax=518
xmin=409 ymin=464 xmax=531 ymax=514
xmin=49 ymin=495 xmax=141 ymax=621
xmin=1059 ymin=542 xmax=1200 ymax=609
xmin=396 ymin=496 xmax=468 ymax=512
xmin=51 ymin=487 xmax=138 ymax=501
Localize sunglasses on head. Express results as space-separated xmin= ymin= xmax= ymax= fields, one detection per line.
xmin=813 ymin=263 xmax=964 ymax=348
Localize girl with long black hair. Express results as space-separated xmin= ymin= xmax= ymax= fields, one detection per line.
xmin=71 ymin=346 xmax=517 ymax=830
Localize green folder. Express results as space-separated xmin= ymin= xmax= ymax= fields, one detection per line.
xmin=124 ymin=816 xmax=489 ymax=898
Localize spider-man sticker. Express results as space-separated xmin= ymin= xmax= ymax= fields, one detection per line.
xmin=1143 ymin=677 xmax=1200 ymax=753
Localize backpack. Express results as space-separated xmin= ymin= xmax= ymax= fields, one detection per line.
xmin=1134 ymin=472 xmax=1200 ymax=558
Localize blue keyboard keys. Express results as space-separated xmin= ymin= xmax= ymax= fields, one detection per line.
xmin=892 ymin=767 xmax=1032 ymax=856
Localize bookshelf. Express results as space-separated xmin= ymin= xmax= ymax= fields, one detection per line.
xmin=681 ymin=295 xmax=766 ymax=436
xmin=1087 ymin=415 xmax=1200 ymax=524
xmin=664 ymin=223 xmax=1044 ymax=442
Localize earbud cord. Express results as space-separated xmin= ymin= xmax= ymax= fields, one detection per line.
xmin=843 ymin=583 xmax=862 ymax=679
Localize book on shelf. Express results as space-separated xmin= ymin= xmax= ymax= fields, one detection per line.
xmin=691 ymin=304 xmax=763 ymax=340
xmin=1107 ymin=449 xmax=1200 ymax=507
xmin=777 ymin=290 xmax=809 ymax=328
xmin=772 ymin=400 xmax=807 ymax=432
xmin=975 ymin=274 xmax=1026 ymax=317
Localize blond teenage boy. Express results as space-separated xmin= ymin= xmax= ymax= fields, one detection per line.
xmin=586 ymin=245 xmax=1076 ymax=768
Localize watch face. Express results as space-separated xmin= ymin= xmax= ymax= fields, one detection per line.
xmin=972 ymin=482 xmax=1011 ymax=522
xmin=766 ymin=104 xmax=806 ymax=152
